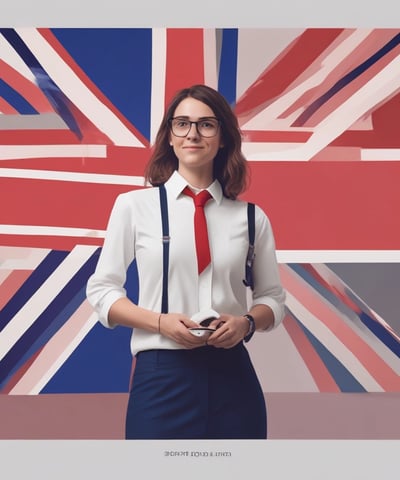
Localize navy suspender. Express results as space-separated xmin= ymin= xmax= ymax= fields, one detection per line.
xmin=158 ymin=185 xmax=256 ymax=313
xmin=159 ymin=184 xmax=170 ymax=314
xmin=243 ymin=202 xmax=256 ymax=291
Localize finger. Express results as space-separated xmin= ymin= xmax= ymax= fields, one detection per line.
xmin=181 ymin=332 xmax=208 ymax=346
xmin=209 ymin=326 xmax=240 ymax=345
xmin=209 ymin=319 xmax=225 ymax=329
xmin=208 ymin=324 xmax=230 ymax=340
xmin=207 ymin=333 xmax=231 ymax=347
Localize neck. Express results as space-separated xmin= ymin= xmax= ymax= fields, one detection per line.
xmin=178 ymin=167 xmax=213 ymax=190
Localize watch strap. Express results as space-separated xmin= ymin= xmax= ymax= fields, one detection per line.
xmin=243 ymin=314 xmax=256 ymax=343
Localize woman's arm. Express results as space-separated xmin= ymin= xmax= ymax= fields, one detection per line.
xmin=108 ymin=297 xmax=206 ymax=349
xmin=86 ymin=194 xmax=207 ymax=348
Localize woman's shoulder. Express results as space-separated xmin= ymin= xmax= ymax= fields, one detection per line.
xmin=109 ymin=186 xmax=161 ymax=218
xmin=116 ymin=185 xmax=160 ymax=203
xmin=226 ymin=197 xmax=269 ymax=217
xmin=238 ymin=198 xmax=273 ymax=230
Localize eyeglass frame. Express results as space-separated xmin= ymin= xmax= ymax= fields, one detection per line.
xmin=168 ymin=116 xmax=221 ymax=138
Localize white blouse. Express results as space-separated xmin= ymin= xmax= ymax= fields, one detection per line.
xmin=86 ymin=170 xmax=286 ymax=355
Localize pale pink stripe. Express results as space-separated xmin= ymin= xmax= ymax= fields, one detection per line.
xmin=281 ymin=29 xmax=397 ymax=123
xmin=0 ymin=246 xmax=34 ymax=260
xmin=0 ymin=246 xmax=49 ymax=270
xmin=284 ymin=313 xmax=341 ymax=392
xmin=280 ymin=265 xmax=400 ymax=391
xmin=0 ymin=270 xmax=32 ymax=310
xmin=313 ymin=263 xmax=400 ymax=342
xmin=0 ymin=270 xmax=12 ymax=285
xmin=203 ymin=29 xmax=218 ymax=89
xmin=249 ymin=320 xmax=319 ymax=392
xmin=10 ymin=300 xmax=95 ymax=394
xmin=0 ymin=246 xmax=32 ymax=261
xmin=280 ymin=29 xmax=360 ymax=95
xmin=303 ymin=41 xmax=400 ymax=127
xmin=273 ymin=29 xmax=369 ymax=121
xmin=310 ymin=146 xmax=362 ymax=161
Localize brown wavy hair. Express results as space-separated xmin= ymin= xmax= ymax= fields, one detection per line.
xmin=144 ymin=84 xmax=248 ymax=200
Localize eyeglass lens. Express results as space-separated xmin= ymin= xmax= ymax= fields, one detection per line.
xmin=170 ymin=118 xmax=219 ymax=137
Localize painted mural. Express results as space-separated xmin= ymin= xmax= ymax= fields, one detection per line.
xmin=0 ymin=28 xmax=399 ymax=399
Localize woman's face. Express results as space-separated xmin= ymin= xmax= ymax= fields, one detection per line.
xmin=169 ymin=97 xmax=223 ymax=179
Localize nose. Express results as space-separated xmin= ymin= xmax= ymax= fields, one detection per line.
xmin=186 ymin=122 xmax=200 ymax=139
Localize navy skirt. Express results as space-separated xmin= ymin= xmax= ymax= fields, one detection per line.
xmin=125 ymin=342 xmax=267 ymax=439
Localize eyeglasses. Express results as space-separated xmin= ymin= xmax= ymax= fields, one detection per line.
xmin=169 ymin=117 xmax=220 ymax=138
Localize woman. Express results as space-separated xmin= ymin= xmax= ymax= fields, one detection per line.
xmin=86 ymin=84 xmax=285 ymax=439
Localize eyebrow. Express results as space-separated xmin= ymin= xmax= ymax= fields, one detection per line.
xmin=172 ymin=115 xmax=218 ymax=120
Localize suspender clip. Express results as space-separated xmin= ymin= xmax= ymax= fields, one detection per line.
xmin=246 ymin=244 xmax=255 ymax=268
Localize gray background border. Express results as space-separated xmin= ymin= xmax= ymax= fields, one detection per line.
xmin=1 ymin=0 xmax=399 ymax=478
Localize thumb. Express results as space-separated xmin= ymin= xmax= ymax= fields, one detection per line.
xmin=180 ymin=318 xmax=200 ymax=328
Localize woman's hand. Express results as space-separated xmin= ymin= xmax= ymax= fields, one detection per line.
xmin=158 ymin=313 xmax=208 ymax=349
xmin=206 ymin=314 xmax=249 ymax=349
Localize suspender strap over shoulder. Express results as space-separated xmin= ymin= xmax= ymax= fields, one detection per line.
xmin=159 ymin=184 xmax=170 ymax=314
xmin=243 ymin=202 xmax=255 ymax=291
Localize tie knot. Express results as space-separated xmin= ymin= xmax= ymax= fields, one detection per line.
xmin=183 ymin=187 xmax=212 ymax=207
xmin=194 ymin=189 xmax=212 ymax=207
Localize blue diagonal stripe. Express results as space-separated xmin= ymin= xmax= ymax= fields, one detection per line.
xmin=0 ymin=250 xmax=69 ymax=332
xmin=359 ymin=312 xmax=400 ymax=358
xmin=0 ymin=79 xmax=38 ymax=114
xmin=41 ymin=321 xmax=132 ymax=394
xmin=288 ymin=264 xmax=400 ymax=359
xmin=51 ymin=28 xmax=153 ymax=140
xmin=218 ymin=28 xmax=238 ymax=107
xmin=1 ymin=28 xmax=83 ymax=139
xmin=0 ymin=250 xmax=100 ymax=387
xmin=294 ymin=32 xmax=400 ymax=126
xmin=291 ymin=313 xmax=367 ymax=392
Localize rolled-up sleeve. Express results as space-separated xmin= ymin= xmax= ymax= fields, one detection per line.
xmin=86 ymin=193 xmax=135 ymax=328
xmin=251 ymin=206 xmax=286 ymax=329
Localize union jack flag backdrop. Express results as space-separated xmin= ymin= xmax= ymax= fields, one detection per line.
xmin=0 ymin=28 xmax=399 ymax=397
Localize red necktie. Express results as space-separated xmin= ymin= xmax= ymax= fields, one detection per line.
xmin=183 ymin=186 xmax=212 ymax=274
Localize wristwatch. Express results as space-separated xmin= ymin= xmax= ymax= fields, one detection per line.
xmin=243 ymin=314 xmax=256 ymax=343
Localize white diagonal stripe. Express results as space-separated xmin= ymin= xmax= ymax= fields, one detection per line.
xmin=0 ymin=167 xmax=145 ymax=186
xmin=0 ymin=224 xmax=106 ymax=238
xmin=16 ymin=28 xmax=145 ymax=148
xmin=285 ymin=290 xmax=384 ymax=392
xmin=151 ymin=28 xmax=167 ymax=146
xmin=11 ymin=310 xmax=98 ymax=395
xmin=0 ymin=246 xmax=49 ymax=270
xmin=0 ymin=144 xmax=106 ymax=160
xmin=0 ymin=245 xmax=98 ymax=360
xmin=276 ymin=250 xmax=400 ymax=263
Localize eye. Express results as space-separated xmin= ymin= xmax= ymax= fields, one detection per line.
xmin=174 ymin=119 xmax=189 ymax=128
xmin=200 ymin=120 xmax=217 ymax=129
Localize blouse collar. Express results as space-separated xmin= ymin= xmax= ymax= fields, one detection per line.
xmin=166 ymin=170 xmax=223 ymax=205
